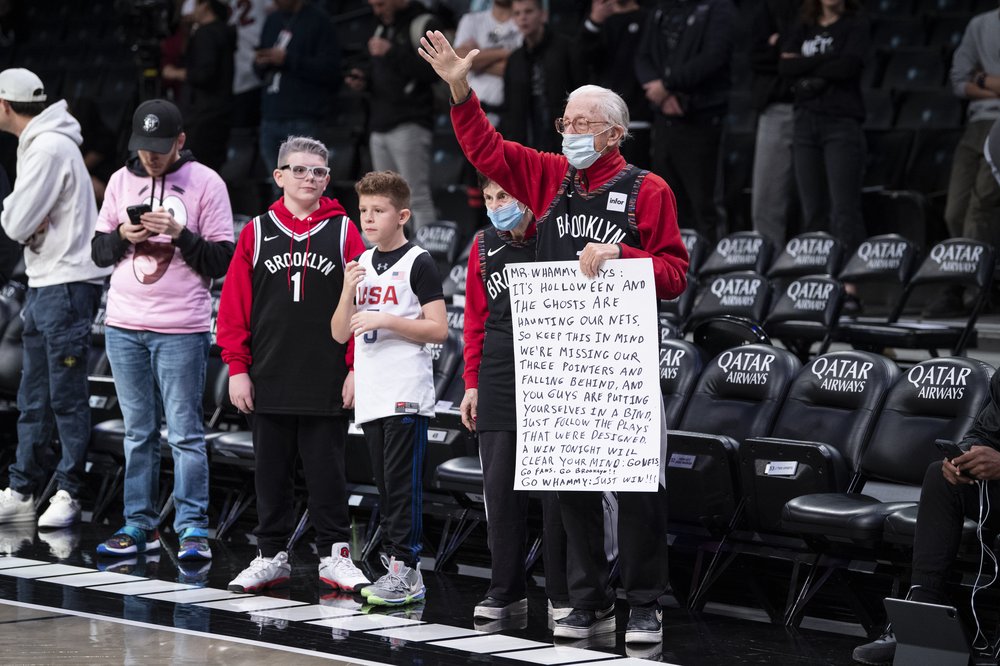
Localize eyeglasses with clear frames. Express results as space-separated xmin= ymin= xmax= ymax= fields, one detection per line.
xmin=279 ymin=164 xmax=331 ymax=179
xmin=555 ymin=117 xmax=613 ymax=134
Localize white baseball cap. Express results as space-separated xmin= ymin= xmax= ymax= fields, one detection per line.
xmin=0 ymin=68 xmax=46 ymax=103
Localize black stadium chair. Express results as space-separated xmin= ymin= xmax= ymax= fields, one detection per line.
xmin=698 ymin=231 xmax=774 ymax=278
xmin=669 ymin=344 xmax=801 ymax=541
xmin=680 ymin=228 xmax=709 ymax=276
xmin=767 ymin=232 xmax=845 ymax=284
xmin=895 ymin=90 xmax=963 ymax=129
xmin=415 ymin=221 xmax=461 ymax=280
xmin=863 ymin=129 xmax=914 ymax=190
xmin=862 ymin=189 xmax=928 ymax=247
xmin=686 ymin=271 xmax=773 ymax=360
xmin=839 ymin=238 xmax=994 ymax=357
xmin=863 ymin=90 xmax=896 ymax=131
xmin=765 ymin=275 xmax=846 ymax=361
xmin=659 ymin=338 xmax=704 ymax=429
xmin=927 ymin=14 xmax=974 ymax=52
xmin=780 ymin=357 xmax=992 ymax=621
xmin=904 ymin=128 xmax=964 ymax=196
xmin=738 ymin=350 xmax=900 ymax=535
xmin=838 ymin=233 xmax=920 ymax=320
xmin=871 ymin=18 xmax=926 ymax=51
xmin=881 ymin=48 xmax=946 ymax=90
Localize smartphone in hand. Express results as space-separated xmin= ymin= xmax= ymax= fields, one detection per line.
xmin=126 ymin=204 xmax=152 ymax=226
xmin=936 ymin=439 xmax=973 ymax=477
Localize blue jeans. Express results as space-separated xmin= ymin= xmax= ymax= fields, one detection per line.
xmin=104 ymin=327 xmax=210 ymax=533
xmin=10 ymin=283 xmax=101 ymax=497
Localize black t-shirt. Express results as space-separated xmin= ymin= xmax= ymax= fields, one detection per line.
xmin=366 ymin=241 xmax=444 ymax=305
xmin=781 ymin=13 xmax=870 ymax=120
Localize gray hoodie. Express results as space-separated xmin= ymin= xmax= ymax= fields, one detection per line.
xmin=0 ymin=100 xmax=111 ymax=287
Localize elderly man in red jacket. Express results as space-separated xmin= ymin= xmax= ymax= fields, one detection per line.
xmin=420 ymin=30 xmax=688 ymax=645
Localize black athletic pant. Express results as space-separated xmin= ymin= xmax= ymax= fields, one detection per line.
xmin=251 ymin=413 xmax=351 ymax=558
xmin=911 ymin=461 xmax=1000 ymax=600
xmin=558 ymin=485 xmax=669 ymax=609
xmin=479 ymin=431 xmax=569 ymax=603
xmin=362 ymin=414 xmax=428 ymax=568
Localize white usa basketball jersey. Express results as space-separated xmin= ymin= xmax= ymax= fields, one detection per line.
xmin=353 ymin=245 xmax=436 ymax=425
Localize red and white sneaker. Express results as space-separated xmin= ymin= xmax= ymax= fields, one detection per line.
xmin=319 ymin=542 xmax=370 ymax=592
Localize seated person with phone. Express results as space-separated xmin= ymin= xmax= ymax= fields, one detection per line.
xmin=854 ymin=370 xmax=1000 ymax=664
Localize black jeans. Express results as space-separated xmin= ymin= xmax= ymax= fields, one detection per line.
xmin=792 ymin=108 xmax=866 ymax=253
xmin=911 ymin=461 xmax=1000 ymax=599
xmin=251 ymin=413 xmax=351 ymax=557
xmin=558 ymin=486 xmax=670 ymax=609
xmin=480 ymin=431 xmax=569 ymax=603
xmin=652 ymin=115 xmax=723 ymax=244
xmin=362 ymin=414 xmax=428 ymax=567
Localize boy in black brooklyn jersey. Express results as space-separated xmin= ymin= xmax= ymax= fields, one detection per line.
xmin=462 ymin=175 xmax=570 ymax=622
xmin=332 ymin=171 xmax=448 ymax=606
xmin=218 ymin=136 xmax=371 ymax=594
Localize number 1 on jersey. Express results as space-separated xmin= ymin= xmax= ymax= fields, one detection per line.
xmin=291 ymin=271 xmax=302 ymax=302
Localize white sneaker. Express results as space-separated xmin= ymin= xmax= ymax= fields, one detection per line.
xmin=0 ymin=488 xmax=34 ymax=524
xmin=227 ymin=551 xmax=291 ymax=593
xmin=319 ymin=542 xmax=371 ymax=592
xmin=37 ymin=490 xmax=80 ymax=529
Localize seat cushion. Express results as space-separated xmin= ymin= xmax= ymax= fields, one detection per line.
xmin=91 ymin=419 xmax=126 ymax=459
xmin=435 ymin=455 xmax=483 ymax=492
xmin=883 ymin=504 xmax=979 ymax=547
xmin=782 ymin=493 xmax=916 ymax=543
xmin=210 ymin=430 xmax=254 ymax=461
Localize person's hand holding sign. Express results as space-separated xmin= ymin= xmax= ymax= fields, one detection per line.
xmin=579 ymin=242 xmax=620 ymax=277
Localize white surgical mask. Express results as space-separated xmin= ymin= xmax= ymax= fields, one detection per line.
xmin=561 ymin=126 xmax=613 ymax=170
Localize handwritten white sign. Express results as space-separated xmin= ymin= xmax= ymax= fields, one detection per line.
xmin=507 ymin=258 xmax=661 ymax=491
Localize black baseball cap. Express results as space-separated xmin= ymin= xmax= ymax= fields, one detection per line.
xmin=128 ymin=99 xmax=183 ymax=153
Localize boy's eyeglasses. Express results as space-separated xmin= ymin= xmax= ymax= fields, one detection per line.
xmin=279 ymin=164 xmax=331 ymax=179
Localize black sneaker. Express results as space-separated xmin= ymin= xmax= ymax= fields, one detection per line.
xmin=552 ymin=604 xmax=616 ymax=639
xmin=474 ymin=596 xmax=527 ymax=620
xmin=852 ymin=627 xmax=895 ymax=665
xmin=625 ymin=605 xmax=662 ymax=644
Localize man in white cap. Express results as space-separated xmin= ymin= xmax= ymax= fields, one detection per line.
xmin=0 ymin=68 xmax=111 ymax=528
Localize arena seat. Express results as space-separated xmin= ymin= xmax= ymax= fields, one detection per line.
xmin=871 ymin=18 xmax=926 ymax=51
xmin=882 ymin=48 xmax=947 ymax=91
xmin=442 ymin=233 xmax=475 ymax=307
xmin=863 ymin=129 xmax=913 ymax=189
xmin=927 ymin=14 xmax=973 ymax=52
xmin=686 ymin=271 xmax=772 ymax=359
xmin=767 ymin=232 xmax=845 ymax=284
xmin=904 ymin=128 xmax=964 ymax=196
xmin=659 ymin=338 xmax=704 ymax=428
xmin=697 ymin=231 xmax=774 ymax=278
xmin=679 ymin=228 xmax=709 ymax=276
xmin=415 ymin=220 xmax=461 ymax=280
xmin=779 ymin=357 xmax=991 ymax=620
xmin=838 ymin=238 xmax=994 ymax=356
xmin=668 ymin=345 xmax=800 ymax=536
xmin=737 ymin=351 xmax=900 ymax=535
xmin=863 ymin=91 xmax=896 ymax=131
xmin=658 ymin=276 xmax=697 ymax=331
xmin=764 ymin=275 xmax=845 ymax=361
xmin=895 ymin=89 xmax=963 ymax=129
xmin=837 ymin=233 xmax=919 ymax=322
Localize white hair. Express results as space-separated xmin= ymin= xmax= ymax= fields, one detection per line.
xmin=567 ymin=85 xmax=631 ymax=141
xmin=277 ymin=135 xmax=328 ymax=166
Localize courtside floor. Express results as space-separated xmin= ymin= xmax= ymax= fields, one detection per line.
xmin=0 ymin=521 xmax=869 ymax=665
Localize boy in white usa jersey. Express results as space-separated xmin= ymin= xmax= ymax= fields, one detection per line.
xmin=332 ymin=171 xmax=448 ymax=606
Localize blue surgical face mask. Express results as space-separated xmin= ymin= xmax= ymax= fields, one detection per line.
xmin=561 ymin=126 xmax=612 ymax=170
xmin=486 ymin=200 xmax=525 ymax=231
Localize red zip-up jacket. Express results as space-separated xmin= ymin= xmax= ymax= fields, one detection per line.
xmin=450 ymin=90 xmax=689 ymax=299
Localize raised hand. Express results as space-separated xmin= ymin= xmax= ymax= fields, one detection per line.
xmin=418 ymin=30 xmax=476 ymax=101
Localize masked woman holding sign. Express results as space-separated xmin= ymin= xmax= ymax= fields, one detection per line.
xmin=462 ymin=175 xmax=570 ymax=623
xmin=420 ymin=30 xmax=688 ymax=644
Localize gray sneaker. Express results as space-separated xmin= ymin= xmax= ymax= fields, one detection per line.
xmin=852 ymin=627 xmax=895 ymax=665
xmin=360 ymin=555 xmax=425 ymax=606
